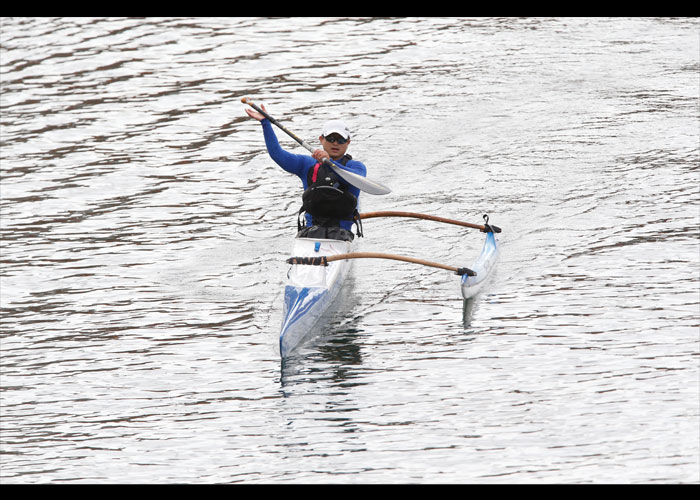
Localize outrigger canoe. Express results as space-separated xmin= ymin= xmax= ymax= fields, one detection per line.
xmin=280 ymin=213 xmax=501 ymax=358
xmin=241 ymin=99 xmax=501 ymax=357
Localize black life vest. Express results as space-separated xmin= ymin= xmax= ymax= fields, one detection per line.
xmin=297 ymin=154 xmax=362 ymax=237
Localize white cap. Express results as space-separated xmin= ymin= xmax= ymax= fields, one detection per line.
xmin=321 ymin=120 xmax=351 ymax=140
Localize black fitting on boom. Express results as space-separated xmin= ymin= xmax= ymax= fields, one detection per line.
xmin=456 ymin=267 xmax=477 ymax=276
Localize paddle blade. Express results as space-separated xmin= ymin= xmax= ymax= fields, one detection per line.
xmin=325 ymin=161 xmax=392 ymax=195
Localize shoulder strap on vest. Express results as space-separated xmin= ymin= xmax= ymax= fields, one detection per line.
xmin=311 ymin=163 xmax=321 ymax=183
xmin=307 ymin=154 xmax=352 ymax=185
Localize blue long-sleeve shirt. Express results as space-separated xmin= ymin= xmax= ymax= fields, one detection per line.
xmin=260 ymin=118 xmax=366 ymax=230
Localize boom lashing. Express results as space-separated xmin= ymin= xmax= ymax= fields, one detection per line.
xmin=286 ymin=256 xmax=329 ymax=266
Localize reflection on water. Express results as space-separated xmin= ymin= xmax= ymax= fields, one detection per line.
xmin=1 ymin=17 xmax=698 ymax=483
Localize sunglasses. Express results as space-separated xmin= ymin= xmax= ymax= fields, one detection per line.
xmin=323 ymin=134 xmax=348 ymax=145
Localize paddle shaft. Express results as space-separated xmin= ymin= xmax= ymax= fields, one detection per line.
xmin=287 ymin=252 xmax=476 ymax=276
xmin=358 ymin=211 xmax=502 ymax=233
xmin=241 ymin=97 xmax=391 ymax=195
xmin=242 ymin=97 xmax=315 ymax=152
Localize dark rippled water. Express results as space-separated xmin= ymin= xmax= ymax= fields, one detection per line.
xmin=1 ymin=17 xmax=698 ymax=483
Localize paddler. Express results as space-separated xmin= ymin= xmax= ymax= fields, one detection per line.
xmin=244 ymin=104 xmax=366 ymax=240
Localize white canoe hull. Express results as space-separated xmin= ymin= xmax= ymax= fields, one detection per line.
xmin=461 ymin=230 xmax=499 ymax=300
xmin=279 ymin=237 xmax=353 ymax=358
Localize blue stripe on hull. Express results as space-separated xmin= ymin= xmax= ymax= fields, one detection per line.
xmin=279 ymin=285 xmax=330 ymax=358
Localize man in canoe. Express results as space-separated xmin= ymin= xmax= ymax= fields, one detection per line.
xmin=245 ymin=104 xmax=367 ymax=241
